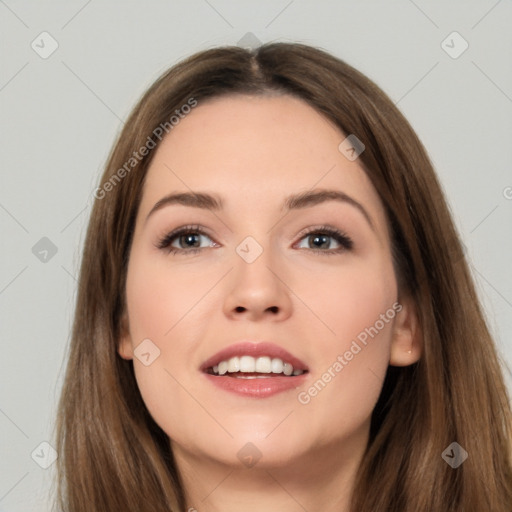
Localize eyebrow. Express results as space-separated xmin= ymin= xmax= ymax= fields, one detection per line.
xmin=146 ymin=188 xmax=374 ymax=229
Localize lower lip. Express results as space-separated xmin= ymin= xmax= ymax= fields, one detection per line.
xmin=203 ymin=372 xmax=308 ymax=398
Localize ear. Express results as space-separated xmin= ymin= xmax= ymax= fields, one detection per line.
xmin=117 ymin=311 xmax=134 ymax=360
xmin=389 ymin=295 xmax=422 ymax=367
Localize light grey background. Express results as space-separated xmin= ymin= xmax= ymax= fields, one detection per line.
xmin=1 ymin=1 xmax=511 ymax=510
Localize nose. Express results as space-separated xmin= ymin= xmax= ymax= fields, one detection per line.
xmin=222 ymin=244 xmax=293 ymax=322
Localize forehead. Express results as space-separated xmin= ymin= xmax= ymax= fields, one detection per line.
xmin=140 ymin=94 xmax=387 ymax=234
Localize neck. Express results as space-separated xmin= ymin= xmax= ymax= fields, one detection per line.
xmin=172 ymin=426 xmax=369 ymax=512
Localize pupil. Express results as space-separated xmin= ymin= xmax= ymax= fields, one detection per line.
xmin=181 ymin=234 xmax=199 ymax=247
xmin=311 ymin=234 xmax=329 ymax=249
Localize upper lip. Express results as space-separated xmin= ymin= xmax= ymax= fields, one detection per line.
xmin=200 ymin=341 xmax=309 ymax=372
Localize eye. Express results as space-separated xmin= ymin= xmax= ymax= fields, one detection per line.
xmin=295 ymin=225 xmax=353 ymax=255
xmin=156 ymin=224 xmax=354 ymax=256
xmin=156 ymin=225 xmax=217 ymax=254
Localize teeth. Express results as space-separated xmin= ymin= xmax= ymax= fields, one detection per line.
xmin=228 ymin=356 xmax=240 ymax=373
xmin=218 ymin=361 xmax=228 ymax=375
xmin=209 ymin=355 xmax=305 ymax=376
xmin=255 ymin=356 xmax=271 ymax=373
xmin=239 ymin=355 xmax=255 ymax=372
xmin=271 ymin=358 xmax=283 ymax=373
xmin=283 ymin=363 xmax=293 ymax=376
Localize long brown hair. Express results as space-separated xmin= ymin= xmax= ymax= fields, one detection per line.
xmin=54 ymin=42 xmax=512 ymax=511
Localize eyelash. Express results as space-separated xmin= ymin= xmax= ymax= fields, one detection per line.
xmin=156 ymin=224 xmax=354 ymax=256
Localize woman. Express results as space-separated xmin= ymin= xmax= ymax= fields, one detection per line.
xmin=54 ymin=42 xmax=512 ymax=511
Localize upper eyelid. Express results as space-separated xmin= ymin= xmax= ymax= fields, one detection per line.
xmin=162 ymin=224 xmax=345 ymax=239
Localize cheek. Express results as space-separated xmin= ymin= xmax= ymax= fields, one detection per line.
xmin=293 ymin=256 xmax=397 ymax=429
xmin=125 ymin=250 xmax=212 ymax=342
xmin=294 ymin=253 xmax=398 ymax=348
xmin=124 ymin=250 xmax=220 ymax=441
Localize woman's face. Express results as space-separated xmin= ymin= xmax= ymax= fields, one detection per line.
xmin=119 ymin=94 xmax=418 ymax=470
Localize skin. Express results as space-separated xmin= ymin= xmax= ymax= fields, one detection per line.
xmin=118 ymin=94 xmax=422 ymax=512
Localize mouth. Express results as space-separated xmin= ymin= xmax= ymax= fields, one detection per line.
xmin=201 ymin=342 xmax=309 ymax=398
xmin=204 ymin=355 xmax=307 ymax=378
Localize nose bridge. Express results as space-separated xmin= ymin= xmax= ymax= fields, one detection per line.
xmin=223 ymin=232 xmax=292 ymax=320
